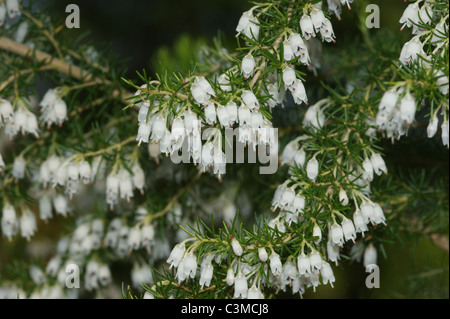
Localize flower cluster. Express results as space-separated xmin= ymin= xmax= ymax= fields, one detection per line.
xmin=382 ymin=0 xmax=449 ymax=145
xmin=1 ymin=202 xmax=37 ymax=241
xmin=0 ymin=98 xmax=39 ymax=139
xmin=39 ymin=88 xmax=68 ymax=128
xmin=105 ymin=160 xmax=145 ymax=210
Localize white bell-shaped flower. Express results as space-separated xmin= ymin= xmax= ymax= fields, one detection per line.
xmin=241 ymin=53 xmax=256 ymax=79
xmin=297 ymin=252 xmax=311 ymax=277
xmin=1 ymin=203 xmax=18 ymax=241
xmin=300 ymin=15 xmax=315 ymax=40
xmin=236 ymin=10 xmax=259 ymax=40
xmin=290 ymin=79 xmax=308 ymax=105
xmin=370 ymin=153 xmax=388 ymax=176
xmin=330 ymin=223 xmax=345 ymax=247
xmin=0 ymin=99 xmax=14 ymax=123
xmin=282 ymin=66 xmax=296 ymax=88
xmin=353 ymin=208 xmax=368 ymax=234
xmin=342 ymin=218 xmax=357 ymax=243
xmin=399 ymin=3 xmax=419 ymax=31
xmin=233 ymin=270 xmax=248 ymax=298
xmin=226 ymin=101 xmax=238 ymax=125
xmin=321 ymin=261 xmax=335 ymax=287
xmin=218 ymin=73 xmax=232 ymax=92
xmin=283 ymin=39 xmax=295 ymax=61
xmin=269 ymin=252 xmax=282 ymax=277
xmin=204 ymin=100 xmax=217 ymax=125
xmin=136 ymin=122 xmax=151 ymax=145
xmin=241 ymin=90 xmax=259 ymax=110
xmin=309 ymin=250 xmax=322 ymax=274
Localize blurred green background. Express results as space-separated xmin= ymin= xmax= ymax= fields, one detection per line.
xmin=0 ymin=0 xmax=448 ymax=299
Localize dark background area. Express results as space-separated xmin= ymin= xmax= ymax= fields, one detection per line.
xmin=37 ymin=0 xmax=254 ymax=78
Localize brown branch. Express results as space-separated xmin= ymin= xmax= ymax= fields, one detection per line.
xmin=0 ymin=36 xmax=90 ymax=81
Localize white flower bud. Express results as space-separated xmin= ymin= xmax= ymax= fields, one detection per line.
xmin=363 ymin=244 xmax=377 ymax=267
xmin=226 ymin=267 xmax=235 ymax=285
xmin=399 ymin=93 xmax=416 ymax=124
xmin=339 ymin=188 xmax=349 ymax=205
xmin=231 ymin=238 xmax=243 ymax=256
xmin=12 ymin=156 xmax=26 ymax=179
xmin=313 ymin=223 xmax=322 ymax=244
xmin=39 ymin=195 xmax=53 ymax=221
xmin=306 ymin=157 xmax=319 ymax=181
xmin=258 ymin=247 xmax=268 ymax=262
